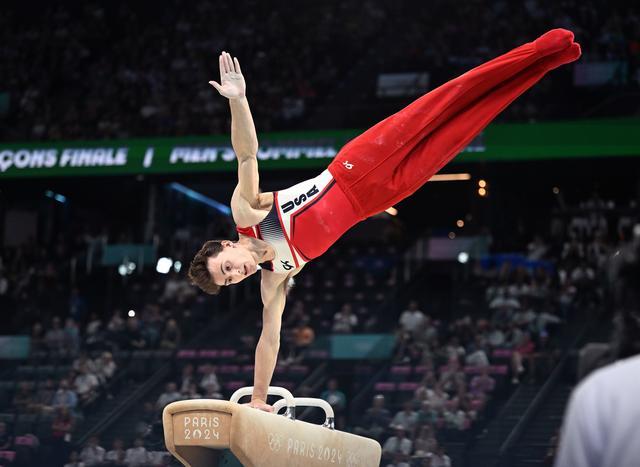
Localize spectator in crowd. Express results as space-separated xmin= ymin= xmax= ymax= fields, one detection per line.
xmin=354 ymin=394 xmax=391 ymax=441
xmin=64 ymin=450 xmax=85 ymax=467
xmin=415 ymin=372 xmax=437 ymax=401
xmin=527 ymin=235 xmax=549 ymax=260
xmin=179 ymin=364 xmax=196 ymax=393
xmin=465 ymin=335 xmax=490 ymax=367
xmin=156 ymin=383 xmax=181 ymax=410
xmin=74 ymin=364 xmax=100 ymax=403
xmin=84 ymin=313 xmax=104 ymax=350
xmin=321 ymin=378 xmax=347 ymax=429
xmin=332 ymin=303 xmax=358 ymax=333
xmin=413 ymin=425 xmax=438 ymax=456
xmin=199 ymin=365 xmax=221 ymax=397
xmin=52 ymin=379 xmax=78 ymax=412
xmin=95 ymin=352 xmax=117 ymax=383
xmin=0 ymin=269 xmax=7 ymax=303
xmin=139 ymin=305 xmax=163 ymax=348
xmin=13 ymin=381 xmax=34 ymax=412
xmin=33 ymin=378 xmax=57 ymax=414
xmin=399 ymin=300 xmax=426 ymax=337
xmin=160 ymin=318 xmax=181 ymax=349
xmin=487 ymin=323 xmax=507 ymax=348
xmin=79 ymin=435 xmax=106 ymax=466
xmin=430 ymin=444 xmax=452 ymax=467
xmin=125 ymin=317 xmax=146 ymax=350
xmin=30 ymin=322 xmax=46 ymax=352
xmin=73 ymin=353 xmax=97 ymax=375
xmin=443 ymin=396 xmax=469 ymax=430
xmin=135 ymin=402 xmax=158 ymax=438
xmin=511 ymin=332 xmax=535 ymax=384
xmin=425 ymin=384 xmax=449 ymax=412
xmin=288 ymin=316 xmax=315 ymax=362
xmin=416 ymin=400 xmax=438 ymax=428
xmin=105 ymin=311 xmax=126 ymax=348
xmin=124 ymin=438 xmax=149 ymax=467
xmin=69 ymin=287 xmax=87 ymax=322
xmin=0 ymin=421 xmax=13 ymax=450
xmin=439 ymin=358 xmax=465 ymax=393
xmin=45 ymin=317 xmax=66 ymax=352
xmin=64 ymin=318 xmax=81 ymax=355
xmin=391 ymin=400 xmax=418 ymax=438
xmin=182 ymin=382 xmax=202 ymax=399
xmin=382 ymin=425 xmax=412 ymax=467
xmin=104 ymin=438 xmax=127 ymax=467
xmin=470 ymin=367 xmax=496 ymax=397
xmin=51 ymin=407 xmax=75 ymax=467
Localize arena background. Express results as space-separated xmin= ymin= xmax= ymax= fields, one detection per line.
xmin=0 ymin=1 xmax=639 ymax=466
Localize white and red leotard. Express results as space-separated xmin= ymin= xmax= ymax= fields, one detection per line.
xmin=236 ymin=169 xmax=362 ymax=273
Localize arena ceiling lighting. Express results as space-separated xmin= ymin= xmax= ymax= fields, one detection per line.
xmin=156 ymin=257 xmax=173 ymax=274
xmin=44 ymin=190 xmax=67 ymax=203
xmin=118 ymin=261 xmax=136 ymax=276
xmin=428 ymin=173 xmax=472 ymax=182
xmin=169 ymin=182 xmax=231 ymax=216
xmin=156 ymin=258 xmax=183 ymax=274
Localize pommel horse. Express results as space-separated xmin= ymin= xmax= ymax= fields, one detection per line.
xmin=163 ymin=386 xmax=382 ymax=466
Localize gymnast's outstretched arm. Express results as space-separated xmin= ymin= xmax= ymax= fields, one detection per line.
xmin=209 ymin=52 xmax=266 ymax=226
xmin=251 ymin=272 xmax=289 ymax=411
xmin=251 ymin=268 xmax=304 ymax=412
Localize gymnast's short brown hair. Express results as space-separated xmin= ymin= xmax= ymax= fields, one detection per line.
xmin=188 ymin=240 xmax=225 ymax=295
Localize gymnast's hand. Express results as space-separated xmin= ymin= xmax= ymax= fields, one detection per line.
xmin=209 ymin=51 xmax=246 ymax=99
xmin=244 ymin=399 xmax=274 ymax=413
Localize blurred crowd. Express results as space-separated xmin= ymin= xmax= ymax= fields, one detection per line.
xmin=350 ymin=0 xmax=640 ymax=125
xmin=65 ymin=435 xmax=168 ymax=467
xmin=356 ymin=191 xmax=639 ymax=467
xmin=0 ymin=0 xmax=385 ymax=141
xmin=2 ymin=0 xmax=639 ymax=142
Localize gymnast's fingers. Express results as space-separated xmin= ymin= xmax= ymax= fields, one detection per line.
xmin=219 ymin=53 xmax=225 ymax=77
xmin=225 ymin=52 xmax=234 ymax=75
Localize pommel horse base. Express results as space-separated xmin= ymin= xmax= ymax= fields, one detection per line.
xmin=163 ymin=386 xmax=382 ymax=466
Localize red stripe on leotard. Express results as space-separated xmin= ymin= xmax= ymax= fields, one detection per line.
xmin=236 ymin=226 xmax=256 ymax=238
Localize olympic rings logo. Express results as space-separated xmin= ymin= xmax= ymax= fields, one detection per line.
xmin=267 ymin=433 xmax=282 ymax=452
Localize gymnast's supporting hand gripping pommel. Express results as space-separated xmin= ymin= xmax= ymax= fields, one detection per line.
xmin=230 ymin=385 xmax=296 ymax=420
xmin=163 ymin=386 xmax=381 ymax=467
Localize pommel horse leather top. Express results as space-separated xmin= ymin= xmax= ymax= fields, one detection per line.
xmin=163 ymin=386 xmax=382 ymax=467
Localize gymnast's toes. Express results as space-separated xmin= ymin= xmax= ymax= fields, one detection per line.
xmin=534 ymin=28 xmax=575 ymax=57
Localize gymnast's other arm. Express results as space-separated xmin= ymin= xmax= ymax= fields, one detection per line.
xmin=250 ymin=268 xmax=304 ymax=412
xmin=209 ymin=51 xmax=270 ymax=226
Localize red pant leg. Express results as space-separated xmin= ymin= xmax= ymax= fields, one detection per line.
xmin=328 ymin=29 xmax=578 ymax=218
xmin=368 ymin=42 xmax=582 ymax=216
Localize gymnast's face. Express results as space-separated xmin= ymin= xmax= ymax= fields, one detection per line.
xmin=207 ymin=240 xmax=258 ymax=287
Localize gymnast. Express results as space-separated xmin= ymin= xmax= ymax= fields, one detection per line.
xmin=188 ymin=29 xmax=581 ymax=413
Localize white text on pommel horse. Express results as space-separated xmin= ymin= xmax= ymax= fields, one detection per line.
xmin=286 ymin=438 xmax=344 ymax=464
xmin=183 ymin=416 xmax=220 ymax=440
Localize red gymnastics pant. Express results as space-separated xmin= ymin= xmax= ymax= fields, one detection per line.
xmin=327 ymin=29 xmax=581 ymax=219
